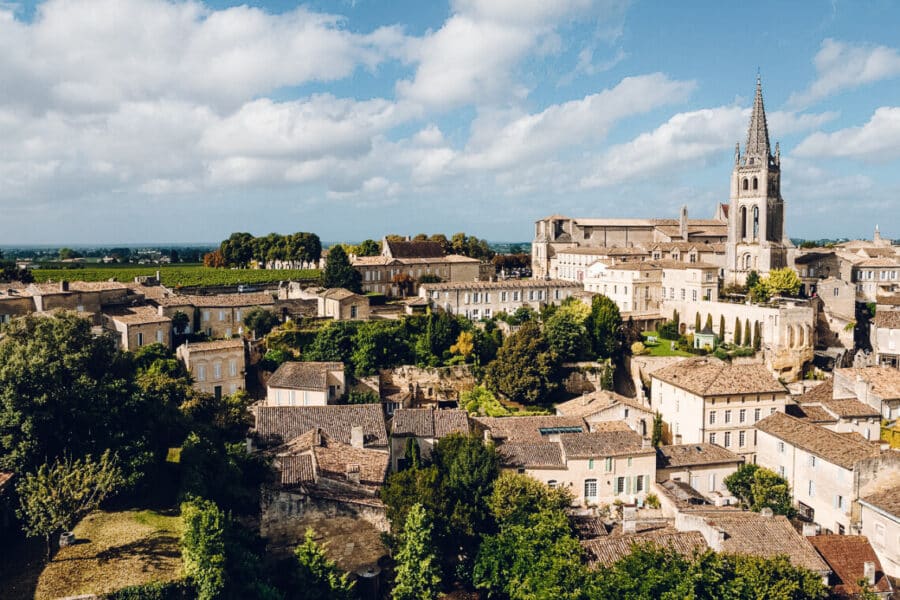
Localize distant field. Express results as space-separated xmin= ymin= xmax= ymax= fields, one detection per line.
xmin=32 ymin=265 xmax=320 ymax=287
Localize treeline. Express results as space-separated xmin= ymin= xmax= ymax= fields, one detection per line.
xmin=216 ymin=232 xmax=322 ymax=268
xmin=346 ymin=232 xmax=495 ymax=260
xmin=377 ymin=434 xmax=829 ymax=600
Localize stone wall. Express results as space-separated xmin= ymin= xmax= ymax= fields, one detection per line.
xmin=260 ymin=489 xmax=389 ymax=539
xmin=379 ymin=364 xmax=476 ymax=403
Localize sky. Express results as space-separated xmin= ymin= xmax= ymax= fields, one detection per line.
xmin=1 ymin=0 xmax=899 ymax=244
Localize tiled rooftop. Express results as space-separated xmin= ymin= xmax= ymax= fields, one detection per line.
xmin=874 ymin=310 xmax=900 ymax=329
xmin=808 ymin=535 xmax=892 ymax=597
xmin=835 ymin=366 xmax=900 ymax=400
xmin=390 ymin=408 xmax=470 ymax=438
xmin=420 ymin=279 xmax=582 ymax=291
xmin=156 ymin=292 xmax=275 ymax=308
xmin=555 ymin=390 xmax=650 ymax=419
xmin=860 ymin=481 xmax=900 ymax=518
xmin=583 ymin=529 xmax=708 ymax=568
xmin=656 ymin=443 xmax=744 ymax=469
xmin=267 ymin=361 xmax=344 ymax=392
xmin=275 ymin=429 xmax=389 ymax=489
xmin=180 ymin=339 xmax=245 ymax=352
xmin=755 ymin=412 xmax=879 ymax=470
xmin=253 ymin=404 xmax=388 ymax=447
xmin=103 ymin=305 xmax=171 ymax=325
xmin=652 ymin=357 xmax=786 ymax=397
xmin=473 ymin=415 xmax=587 ymax=443
xmin=497 ymin=442 xmax=565 ymax=468
xmin=559 ymin=429 xmax=650 ymax=459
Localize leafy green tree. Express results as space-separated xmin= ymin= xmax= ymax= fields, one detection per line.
xmin=743 ymin=318 xmax=752 ymax=346
xmin=171 ymin=310 xmax=190 ymax=336
xmin=483 ymin=320 xmax=560 ymax=404
xmin=352 ymin=239 xmax=381 ymax=257
xmin=544 ymin=310 xmax=591 ymax=363
xmin=350 ymin=321 xmax=412 ymax=377
xmin=486 ymin=472 xmax=572 ymax=526
xmin=719 ymin=315 xmax=726 ymax=340
xmin=381 ymin=465 xmax=441 ymax=538
xmin=181 ymin=498 xmax=227 ymax=600
xmin=304 ymin=321 xmax=359 ymax=365
xmin=290 ymin=529 xmax=354 ymax=600
xmin=725 ymin=464 xmax=795 ymax=516
xmin=587 ymin=294 xmax=623 ymax=359
xmin=449 ymin=330 xmax=475 ymax=362
xmin=754 ymin=321 xmax=762 ymax=351
xmin=746 ymin=270 xmax=760 ymax=290
xmin=58 ymin=247 xmax=79 ymax=260
xmin=0 ymin=313 xmax=172 ymax=482
xmin=403 ymin=438 xmax=421 ymax=470
xmin=726 ymin=553 xmax=827 ymax=600
xmin=393 ymin=504 xmax=442 ymax=600
xmin=16 ymin=450 xmax=124 ymax=558
xmin=0 ymin=260 xmax=34 ymax=283
xmin=651 ymin=412 xmax=664 ymax=447
xmin=765 ymin=267 xmax=802 ymax=297
xmin=220 ymin=232 xmax=255 ymax=268
xmin=322 ymin=245 xmax=362 ymax=293
xmin=346 ymin=390 xmax=380 ymax=404
xmin=242 ymin=307 xmax=280 ymax=339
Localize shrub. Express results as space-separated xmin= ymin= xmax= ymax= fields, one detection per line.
xmin=658 ymin=321 xmax=679 ymax=340
xmin=105 ymin=581 xmax=194 ymax=600
xmin=644 ymin=493 xmax=661 ymax=509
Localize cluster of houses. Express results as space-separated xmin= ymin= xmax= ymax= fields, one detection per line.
xmin=243 ymin=352 xmax=898 ymax=597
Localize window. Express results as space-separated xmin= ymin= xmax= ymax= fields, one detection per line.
xmin=635 ymin=475 xmax=645 ymax=493
xmin=709 ymin=433 xmax=717 ymax=444
xmin=235 ymin=309 xmax=242 ymax=322
xmin=137 ymin=332 xmax=144 ymax=347
xmin=834 ymin=495 xmax=844 ymax=512
xmin=156 ymin=329 xmax=164 ymax=344
xmin=770 ymin=407 xmax=776 ymax=415
xmin=808 ymin=480 xmax=815 ymax=497
xmin=778 ymin=465 xmax=785 ymax=477
xmin=777 ymin=441 xmax=785 ymax=453
xmin=724 ymin=432 xmax=731 ymax=447
xmin=218 ymin=310 xmax=225 ymax=321
xmin=202 ymin=310 xmax=210 ymax=321
xmin=225 ymin=328 xmax=231 ymax=338
xmin=708 ymin=473 xmax=716 ymax=492
xmin=739 ymin=409 xmax=746 ymax=423
xmin=681 ymin=289 xmax=685 ymax=300
xmin=692 ymin=290 xmax=697 ymax=302
xmin=588 ymin=459 xmax=594 ymax=470
xmin=808 ymin=455 xmax=817 ymax=468
xmin=229 ymin=359 xmax=238 ymax=377
xmin=585 ymin=479 xmax=598 ymax=499
xmin=616 ymin=477 xmax=625 ymax=495
xmin=197 ymin=365 xmax=206 ymax=381
xmin=739 ymin=431 xmax=746 ymax=447
xmin=833 ymin=287 xmax=839 ymax=297
xmin=548 ymin=480 xmax=557 ymax=488
xmin=350 ymin=305 xmax=358 ymax=319
xmin=724 ymin=410 xmax=732 ymax=424
xmin=605 ymin=457 xmax=613 ymax=472
xmin=709 ymin=411 xmax=717 ymax=424
xmin=213 ymin=363 xmax=222 ymax=379
xmin=627 ymin=457 xmax=633 ymax=467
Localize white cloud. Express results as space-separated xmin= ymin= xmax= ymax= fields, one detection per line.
xmin=793 ymin=106 xmax=900 ymax=161
xmin=789 ymin=39 xmax=900 ymax=107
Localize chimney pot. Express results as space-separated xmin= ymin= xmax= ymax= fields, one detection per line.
xmin=350 ymin=425 xmax=364 ymax=449
xmin=864 ymin=561 xmax=876 ymax=586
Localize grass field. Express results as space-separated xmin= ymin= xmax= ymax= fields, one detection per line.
xmin=641 ymin=331 xmax=693 ymax=357
xmin=32 ymin=265 xmax=320 ymax=287
xmin=33 ymin=509 xmax=184 ymax=599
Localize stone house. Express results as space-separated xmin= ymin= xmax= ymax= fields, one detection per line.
xmin=807 ymin=535 xmax=893 ymax=599
xmin=555 ymin=390 xmax=654 ymax=439
xmin=317 ymin=288 xmax=370 ymax=321
xmin=265 ymin=361 xmax=345 ymax=406
xmin=651 ymin=357 xmax=788 ymax=459
xmin=871 ymin=310 xmax=900 ymax=369
xmin=815 ymin=277 xmax=856 ymax=349
xmin=858 ymin=480 xmax=900 ymax=578
xmin=786 ymin=380 xmax=882 ymax=441
xmin=833 ymin=367 xmax=900 ymax=421
xmin=103 ymin=305 xmax=173 ymax=350
xmin=851 ymin=258 xmax=900 ymax=303
xmin=474 ymin=416 xmax=656 ymax=506
xmin=176 ymin=339 xmax=246 ymax=398
xmin=755 ymin=411 xmax=893 ymax=534
xmin=419 ymin=279 xmax=583 ymax=320
xmin=1 ymin=281 xmax=139 ymax=325
xmin=154 ymin=291 xmax=276 ymax=339
xmin=252 ymin=404 xmax=389 ymax=452
xmin=655 ymin=443 xmax=743 ymax=503
xmin=389 ymin=408 xmax=470 ymax=471
xmin=555 ymin=246 xmax=651 ymax=282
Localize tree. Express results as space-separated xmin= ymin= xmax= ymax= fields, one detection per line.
xmin=58 ymin=247 xmax=79 ymax=260
xmin=587 ymin=295 xmax=623 ymax=359
xmin=754 ymin=321 xmax=762 ymax=351
xmin=352 ymin=239 xmax=381 ymax=257
xmin=651 ymin=412 xmax=664 ymax=447
xmin=304 ymin=321 xmax=359 ymax=365
xmin=350 ymin=321 xmax=411 ymax=377
xmin=449 ymin=330 xmax=475 ymax=362
xmin=322 ymin=245 xmax=362 ymax=293
xmin=746 ymin=270 xmax=760 ymax=290
xmin=695 ymin=311 xmax=701 ymax=332
xmin=765 ymin=267 xmax=802 ymax=297
xmin=0 ymin=260 xmax=34 ymax=284
xmin=17 ymin=450 xmax=124 ymax=558
xmin=243 ymin=306 xmax=280 ymax=339
xmin=291 ymin=529 xmax=354 ymax=600
xmin=544 ymin=310 xmax=591 ymax=363
xmin=486 ymin=472 xmax=572 ymax=526
xmin=220 ymin=232 xmax=255 ymax=268
xmin=743 ymin=318 xmax=752 ymax=346
xmin=203 ymin=249 xmax=225 ymax=268
xmin=403 ymin=438 xmax=421 ymax=470
xmin=171 ymin=310 xmax=190 ymax=336
xmin=393 ymin=504 xmax=442 ymax=600
xmin=725 ymin=464 xmax=795 ymax=517
xmin=483 ymin=320 xmax=560 ymax=404
xmin=734 ymin=317 xmax=742 ymax=346
xmin=181 ymin=498 xmax=227 ymax=600
xmin=719 ymin=315 xmax=726 ymax=340
xmin=705 ymin=313 xmax=713 ymax=331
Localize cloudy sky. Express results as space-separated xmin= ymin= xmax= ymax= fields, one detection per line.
xmin=2 ymin=0 xmax=899 ymax=244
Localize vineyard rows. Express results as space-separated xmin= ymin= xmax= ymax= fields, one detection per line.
xmin=32 ymin=266 xmax=321 ymax=287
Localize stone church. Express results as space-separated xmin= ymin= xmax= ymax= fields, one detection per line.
xmin=532 ymin=77 xmax=794 ymax=285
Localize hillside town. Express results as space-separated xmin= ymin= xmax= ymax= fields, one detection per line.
xmin=1 ymin=75 xmax=899 ymax=599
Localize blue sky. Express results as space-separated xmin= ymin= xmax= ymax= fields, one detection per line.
xmin=1 ymin=0 xmax=899 ymax=244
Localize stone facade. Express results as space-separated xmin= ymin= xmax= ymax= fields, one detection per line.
xmin=176 ymin=339 xmax=247 ymax=397
xmin=420 ymin=279 xmax=583 ymax=320
xmin=104 ymin=306 xmax=173 ymax=350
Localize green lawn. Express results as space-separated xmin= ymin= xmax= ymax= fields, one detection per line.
xmin=32 ymin=265 xmax=320 ymax=287
xmin=33 ymin=509 xmax=184 ymax=599
xmin=641 ymin=331 xmax=692 ymax=357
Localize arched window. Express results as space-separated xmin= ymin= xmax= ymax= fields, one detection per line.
xmin=740 ymin=206 xmax=747 ymax=239
xmin=752 ymin=177 xmax=758 ymax=190
xmin=742 ymin=178 xmax=749 ymax=191
xmin=752 ymin=206 xmax=759 ymax=240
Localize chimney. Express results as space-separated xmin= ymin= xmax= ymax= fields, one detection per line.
xmin=484 ymin=429 xmax=493 ymax=443
xmin=350 ymin=426 xmax=364 ymax=449
xmin=801 ymin=523 xmax=818 ymax=537
xmin=864 ymin=561 xmax=876 ymax=586
xmin=680 ymin=205 xmax=689 ymax=241
xmin=582 ymin=392 xmax=590 ymax=406
xmin=346 ymin=463 xmax=361 ymax=484
xmin=158 ymin=305 xmax=165 ymax=317
xmin=760 ymin=507 xmax=774 ymax=518
xmin=156 ymin=270 xmax=161 ymax=282
xmin=60 ymin=280 xmax=69 ymax=292
xmin=622 ymin=506 xmax=637 ymax=533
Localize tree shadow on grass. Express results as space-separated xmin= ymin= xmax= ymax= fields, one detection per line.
xmin=51 ymin=531 xmax=181 ymax=574
xmin=0 ymin=536 xmax=45 ymax=600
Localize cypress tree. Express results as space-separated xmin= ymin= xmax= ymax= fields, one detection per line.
xmin=705 ymin=314 xmax=713 ymax=331
xmin=393 ymin=503 xmax=442 ymax=600
xmin=754 ymin=321 xmax=762 ymax=351
xmin=734 ymin=318 xmax=742 ymax=346
xmin=695 ymin=312 xmax=701 ymax=332
xmin=743 ymin=319 xmax=752 ymax=346
xmin=719 ymin=315 xmax=726 ymax=341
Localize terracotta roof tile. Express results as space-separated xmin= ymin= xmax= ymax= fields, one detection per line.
xmin=473 ymin=415 xmax=587 ymax=442
xmin=756 ymin=412 xmax=879 ymax=469
xmin=656 ymin=443 xmax=744 ymax=469
xmin=253 ymin=404 xmax=387 ymax=447
xmin=835 ymin=367 xmax=900 ymax=400
xmin=785 ymin=403 xmax=838 ymax=424
xmin=391 ymin=408 xmax=469 ymax=438
xmin=103 ymin=305 xmax=171 ymax=325
xmin=267 ymin=361 xmax=343 ymax=392
xmin=555 ymin=390 xmax=651 ymax=419
xmin=808 ymin=535 xmax=892 ymax=597
xmin=180 ymin=339 xmax=245 ymax=352
xmin=860 ymin=481 xmax=900 ymax=518
xmin=559 ymin=429 xmax=651 ymax=459
xmin=384 ymin=240 xmax=445 ymax=259
xmin=583 ymin=529 xmax=708 ymax=567
xmin=156 ymin=292 xmax=275 ymax=308
xmin=652 ymin=357 xmax=786 ymax=397
xmin=497 ymin=442 xmax=565 ymax=468
xmin=874 ymin=310 xmax=900 ymax=329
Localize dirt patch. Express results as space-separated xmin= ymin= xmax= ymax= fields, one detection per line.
xmin=265 ymin=515 xmax=387 ymax=575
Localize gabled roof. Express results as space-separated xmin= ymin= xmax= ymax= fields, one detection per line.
xmin=755 ymin=412 xmax=879 ymax=470
xmin=874 ymin=310 xmax=900 ymax=329
xmin=473 ymin=415 xmax=587 ymax=442
xmin=254 ymin=404 xmax=388 ymax=447
xmin=582 ymin=529 xmax=708 ymax=568
xmin=383 ymin=240 xmax=445 ymax=259
xmin=652 ymin=357 xmax=785 ymax=397
xmin=835 ymin=367 xmax=900 ymax=400
xmin=104 ymin=305 xmax=171 ymax=325
xmin=859 ymin=481 xmax=900 ymax=520
xmin=268 ymin=361 xmax=344 ymax=391
xmin=391 ymin=408 xmax=470 ymax=438
xmin=559 ymin=429 xmax=651 ymax=459
xmin=656 ymin=443 xmax=743 ymax=469
xmin=274 ymin=429 xmax=389 ymax=489
xmin=808 ymin=535 xmax=892 ymax=597
xmin=554 ymin=390 xmax=651 ymax=419
xmin=497 ymin=442 xmax=565 ymax=469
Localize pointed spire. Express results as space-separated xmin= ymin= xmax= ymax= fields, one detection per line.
xmin=745 ymin=75 xmax=771 ymax=160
